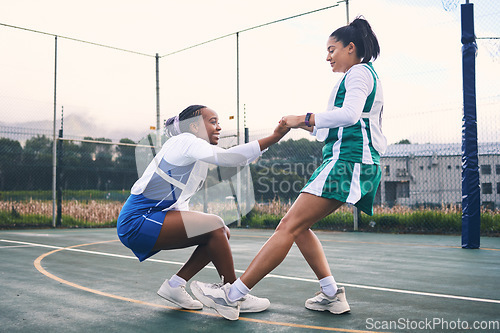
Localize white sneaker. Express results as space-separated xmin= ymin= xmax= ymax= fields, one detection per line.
xmin=190 ymin=281 xmax=240 ymax=320
xmin=157 ymin=280 xmax=203 ymax=310
xmin=305 ymin=287 xmax=350 ymax=314
xmin=240 ymin=294 xmax=270 ymax=313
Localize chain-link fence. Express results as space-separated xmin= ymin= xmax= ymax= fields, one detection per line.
xmin=0 ymin=0 xmax=499 ymax=234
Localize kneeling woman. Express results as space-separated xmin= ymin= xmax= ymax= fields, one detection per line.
xmin=117 ymin=105 xmax=289 ymax=313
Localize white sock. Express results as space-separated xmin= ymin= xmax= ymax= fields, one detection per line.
xmin=227 ymin=278 xmax=250 ymax=302
xmin=168 ymin=274 xmax=186 ymax=288
xmin=319 ymin=276 xmax=338 ymax=297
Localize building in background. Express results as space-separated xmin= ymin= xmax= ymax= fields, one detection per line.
xmin=377 ymin=143 xmax=500 ymax=209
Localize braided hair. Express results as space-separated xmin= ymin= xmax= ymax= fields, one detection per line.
xmin=330 ymin=16 xmax=380 ymax=63
xmin=164 ymin=105 xmax=206 ymax=137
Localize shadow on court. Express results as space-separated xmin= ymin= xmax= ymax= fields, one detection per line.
xmin=1 ymin=228 xmax=499 ymax=332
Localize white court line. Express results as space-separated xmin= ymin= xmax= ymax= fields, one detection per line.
xmin=0 ymin=245 xmax=36 ymax=249
xmin=2 ymin=238 xmax=500 ymax=305
xmin=3 ymin=232 xmax=52 ymax=237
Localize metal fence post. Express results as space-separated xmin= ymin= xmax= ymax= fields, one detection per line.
xmin=52 ymin=35 xmax=58 ymax=228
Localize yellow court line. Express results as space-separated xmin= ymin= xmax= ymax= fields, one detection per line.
xmin=33 ymin=240 xmax=382 ymax=333
xmin=231 ymin=234 xmax=500 ymax=251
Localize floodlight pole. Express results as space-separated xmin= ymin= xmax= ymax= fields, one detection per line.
xmin=342 ymin=0 xmax=360 ymax=231
xmin=52 ymin=36 xmax=58 ymax=228
xmin=56 ymin=106 xmax=63 ymax=227
xmin=236 ymin=32 xmax=240 ymax=146
xmin=236 ymin=32 xmax=241 ymax=227
xmin=345 ymin=0 xmax=350 ymax=24
xmin=156 ymin=53 xmax=161 ymax=148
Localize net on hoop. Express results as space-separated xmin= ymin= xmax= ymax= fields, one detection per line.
xmin=441 ymin=0 xmax=459 ymax=12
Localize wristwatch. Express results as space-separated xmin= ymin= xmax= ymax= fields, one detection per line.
xmin=305 ymin=113 xmax=312 ymax=127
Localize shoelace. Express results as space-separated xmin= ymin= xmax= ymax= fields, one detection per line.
xmin=179 ymin=285 xmax=190 ymax=295
xmin=208 ymin=282 xmax=224 ymax=289
xmin=312 ymin=291 xmax=339 ymax=302
xmin=207 ymin=275 xmax=225 ymax=289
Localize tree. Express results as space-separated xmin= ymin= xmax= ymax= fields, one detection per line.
xmin=59 ymin=139 xmax=83 ymax=190
xmin=0 ymin=138 xmax=23 ymax=190
xmin=251 ymin=138 xmax=324 ymax=202
xmin=23 ymin=135 xmax=53 ymax=190
xmin=93 ymin=138 xmax=114 ymax=191
xmin=263 ymin=138 xmax=323 ymax=163
xmin=116 ymin=138 xmax=137 ymax=190
xmin=116 ymin=138 xmax=136 ymax=169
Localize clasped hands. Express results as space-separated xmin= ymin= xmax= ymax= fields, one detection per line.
xmin=275 ymin=115 xmax=313 ymax=136
xmin=280 ymin=115 xmax=304 ymax=129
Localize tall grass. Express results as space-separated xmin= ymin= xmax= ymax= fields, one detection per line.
xmin=1 ymin=198 xmax=499 ymax=236
xmin=0 ymin=190 xmax=130 ymax=201
xmin=243 ymin=198 xmax=500 ymax=236
xmin=0 ymin=199 xmax=121 ymax=228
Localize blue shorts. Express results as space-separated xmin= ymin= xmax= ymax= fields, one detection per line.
xmin=117 ymin=210 xmax=167 ymax=261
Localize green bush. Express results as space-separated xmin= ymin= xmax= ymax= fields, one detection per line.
xmin=0 ymin=210 xmax=52 ymax=228
xmin=357 ymin=211 xmax=463 ymax=234
xmin=482 ymin=212 xmax=500 ymax=235
xmin=241 ymin=213 xmax=281 ymax=229
xmin=241 ymin=208 xmax=499 ymax=236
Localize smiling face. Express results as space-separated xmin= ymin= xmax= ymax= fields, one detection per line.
xmin=326 ymin=37 xmax=360 ymax=73
xmin=202 ymin=108 xmax=221 ymax=145
xmin=189 ymin=107 xmax=221 ymax=145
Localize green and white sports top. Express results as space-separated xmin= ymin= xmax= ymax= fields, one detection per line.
xmin=312 ymin=62 xmax=386 ymax=165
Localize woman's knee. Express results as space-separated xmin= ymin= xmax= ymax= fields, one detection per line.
xmin=207 ymin=214 xmax=225 ymax=228
xmin=275 ymin=215 xmax=308 ymax=238
xmin=207 ymin=225 xmax=230 ymax=244
xmin=205 ymin=214 xmax=229 ymax=238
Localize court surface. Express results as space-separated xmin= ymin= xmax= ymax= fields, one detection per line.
xmin=1 ymin=228 xmax=499 ymax=333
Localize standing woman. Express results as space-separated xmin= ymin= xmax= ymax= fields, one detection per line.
xmin=117 ymin=105 xmax=289 ymax=314
xmin=192 ymin=17 xmax=387 ymax=320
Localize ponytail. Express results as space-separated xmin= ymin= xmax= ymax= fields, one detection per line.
xmin=330 ymin=16 xmax=380 ymax=63
xmin=165 ymin=104 xmax=206 ymax=137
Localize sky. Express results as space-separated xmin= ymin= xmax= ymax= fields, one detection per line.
xmin=1 ymin=0 xmax=499 ymax=145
